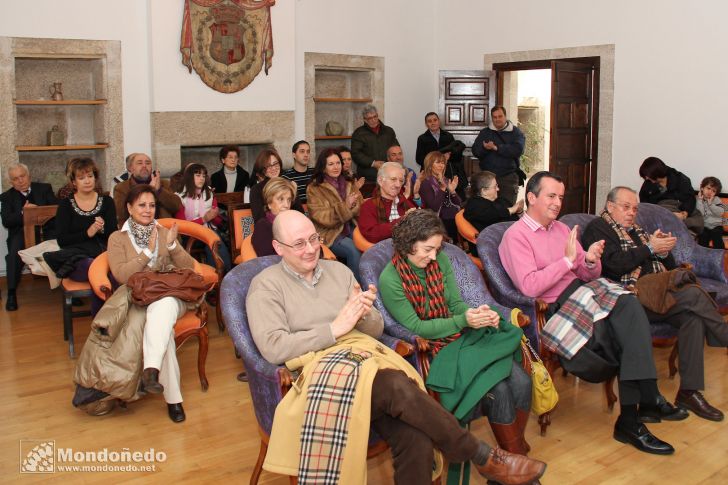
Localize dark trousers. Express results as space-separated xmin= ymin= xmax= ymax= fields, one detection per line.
xmin=496 ymin=172 xmax=520 ymax=207
xmin=644 ymin=285 xmax=728 ymax=390
xmin=370 ymin=369 xmax=480 ymax=485
xmin=5 ymin=231 xmax=25 ymax=291
xmin=602 ymin=295 xmax=658 ymax=405
xmin=697 ymin=226 xmax=725 ymax=249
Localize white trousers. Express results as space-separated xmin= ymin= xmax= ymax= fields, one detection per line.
xmin=143 ymin=296 xmax=187 ymax=404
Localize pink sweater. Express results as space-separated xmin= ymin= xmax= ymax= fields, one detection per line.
xmin=499 ymin=214 xmax=601 ymax=303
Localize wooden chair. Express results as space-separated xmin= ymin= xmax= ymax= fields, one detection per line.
xmin=23 ymin=204 xmax=95 ymax=358
xmin=157 ymin=218 xmax=226 ymax=332
xmin=215 ymin=191 xmax=247 ymax=208
xmin=352 ymin=226 xmax=375 ymax=252
xmin=22 ymin=204 xmax=58 ymax=248
xmin=454 ymin=209 xmax=484 ymax=271
xmin=88 ymin=252 xmax=211 ymax=391
xmin=228 ymin=204 xmax=255 ymax=263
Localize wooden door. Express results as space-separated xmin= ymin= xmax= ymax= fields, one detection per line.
xmin=549 ymin=59 xmax=599 ymax=214
xmin=438 ymin=70 xmax=495 ymax=178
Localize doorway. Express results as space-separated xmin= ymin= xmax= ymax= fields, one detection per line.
xmin=494 ymin=56 xmax=601 ymax=215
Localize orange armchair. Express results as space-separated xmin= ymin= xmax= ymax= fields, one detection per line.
xmin=454 ymin=209 xmax=484 ymax=271
xmin=88 ymin=251 xmax=210 ymax=391
xmin=352 ymin=226 xmax=375 ymax=252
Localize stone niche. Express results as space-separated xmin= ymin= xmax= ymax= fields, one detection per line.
xmin=0 ymin=36 xmax=124 ymax=192
xmin=150 ymin=111 xmax=294 ymax=178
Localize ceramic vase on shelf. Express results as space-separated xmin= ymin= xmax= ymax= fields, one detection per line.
xmin=49 ymin=82 xmax=64 ymax=101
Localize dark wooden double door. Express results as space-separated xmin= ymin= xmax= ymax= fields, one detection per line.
xmin=440 ymin=58 xmax=599 ymax=214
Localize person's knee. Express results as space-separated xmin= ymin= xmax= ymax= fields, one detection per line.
xmin=373 ymin=369 xmax=420 ymax=400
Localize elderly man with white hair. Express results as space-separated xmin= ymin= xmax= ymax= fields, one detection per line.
xmin=0 ymin=163 xmax=58 ymax=310
xmin=358 ymin=162 xmax=417 ymax=243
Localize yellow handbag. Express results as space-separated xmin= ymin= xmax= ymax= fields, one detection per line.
xmin=510 ymin=309 xmax=559 ymax=415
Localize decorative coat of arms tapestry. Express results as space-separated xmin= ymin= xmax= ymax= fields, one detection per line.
xmin=180 ymin=0 xmax=275 ymax=93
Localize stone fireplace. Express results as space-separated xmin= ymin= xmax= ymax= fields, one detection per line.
xmin=150 ymin=110 xmax=294 ymax=177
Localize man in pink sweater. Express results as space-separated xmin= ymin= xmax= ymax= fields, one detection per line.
xmin=499 ymin=171 xmax=686 ymax=456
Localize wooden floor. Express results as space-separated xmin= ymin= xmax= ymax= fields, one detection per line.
xmin=1 ymin=277 xmax=727 ymax=484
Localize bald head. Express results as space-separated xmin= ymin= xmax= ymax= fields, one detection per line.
xmin=272 ymin=210 xmax=320 ymax=277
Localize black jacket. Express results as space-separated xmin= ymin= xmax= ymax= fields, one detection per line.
xmin=471 ymin=123 xmax=525 ymax=176
xmin=0 ymin=182 xmax=58 ymax=240
xmin=582 ymin=217 xmax=677 ymax=283
xmin=210 ymin=165 xmax=251 ymax=194
xmin=463 ymin=195 xmax=517 ymax=233
xmin=350 ymin=122 xmax=399 ymax=181
xmin=415 ymin=129 xmax=463 ymax=167
xmin=638 ymin=167 xmax=696 ymax=214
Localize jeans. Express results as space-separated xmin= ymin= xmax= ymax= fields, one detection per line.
xmin=329 ymin=236 xmax=362 ymax=284
xmin=462 ymin=361 xmax=532 ymax=425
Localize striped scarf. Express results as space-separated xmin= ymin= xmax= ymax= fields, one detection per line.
xmin=298 ymin=348 xmax=371 ymax=485
xmin=392 ymin=252 xmax=459 ymax=351
xmin=600 ymin=210 xmax=665 ymax=288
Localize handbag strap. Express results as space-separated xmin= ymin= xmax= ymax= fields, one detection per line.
xmin=509 ymin=308 xmax=544 ymax=364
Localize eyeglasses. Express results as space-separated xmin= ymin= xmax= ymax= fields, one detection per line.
xmin=364 ymin=114 xmax=379 ymax=121
xmin=265 ymin=161 xmax=281 ymax=169
xmin=275 ymin=233 xmax=322 ymax=251
xmin=613 ymin=202 xmax=639 ymax=214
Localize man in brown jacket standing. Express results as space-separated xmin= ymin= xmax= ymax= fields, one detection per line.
xmin=113 ymin=153 xmax=182 ymax=228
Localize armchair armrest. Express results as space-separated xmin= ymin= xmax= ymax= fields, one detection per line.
xmin=688 ymin=245 xmax=728 ymax=284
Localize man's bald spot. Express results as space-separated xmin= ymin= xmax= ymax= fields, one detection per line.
xmin=272 ymin=210 xmax=313 ymax=242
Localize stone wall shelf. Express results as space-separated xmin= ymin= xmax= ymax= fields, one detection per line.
xmin=314 ymin=136 xmax=351 ymax=140
xmin=16 ymin=143 xmax=109 ymax=152
xmin=15 ymin=99 xmax=107 ymax=105
xmin=313 ymin=97 xmax=372 ymax=103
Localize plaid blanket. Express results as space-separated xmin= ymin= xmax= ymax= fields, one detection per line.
xmin=541 ymin=278 xmax=629 ymax=359
xmin=298 ymin=348 xmax=372 ymax=485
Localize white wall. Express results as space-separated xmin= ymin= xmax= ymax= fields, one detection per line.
xmin=0 ymin=0 xmax=152 ymax=155
xmin=434 ymin=0 xmax=728 ymax=191
xmin=148 ymin=0 xmax=296 ymax=112
xmin=295 ymin=0 xmax=437 ymax=167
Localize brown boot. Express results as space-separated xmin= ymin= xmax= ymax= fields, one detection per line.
xmin=514 ymin=408 xmax=531 ymax=453
xmin=490 ymin=420 xmax=528 ymax=455
xmin=141 ymin=368 xmax=164 ymax=394
xmin=474 ymin=447 xmax=546 ymax=485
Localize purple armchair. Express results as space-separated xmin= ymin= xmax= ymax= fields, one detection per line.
xmin=635 ymin=203 xmax=728 ymax=310
xmin=221 ymin=255 xmax=413 ymax=484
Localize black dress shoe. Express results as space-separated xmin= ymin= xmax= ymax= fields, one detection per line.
xmin=5 ymin=294 xmax=18 ymax=311
xmin=676 ymin=390 xmax=725 ymax=422
xmin=639 ymin=395 xmax=690 ymax=423
xmin=167 ymin=403 xmax=186 ymax=423
xmin=141 ymin=368 xmax=164 ymax=394
xmin=613 ymin=421 xmax=674 ymax=455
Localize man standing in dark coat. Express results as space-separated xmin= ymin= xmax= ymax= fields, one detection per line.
xmin=351 ymin=105 xmax=399 ymax=182
xmin=472 ymin=106 xmax=525 ymax=206
xmin=1 ymin=163 xmax=58 ymax=311
xmin=416 ymin=112 xmax=467 ymax=198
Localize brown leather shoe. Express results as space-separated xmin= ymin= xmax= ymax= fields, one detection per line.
xmin=474 ymin=447 xmax=546 ymax=485
xmin=675 ymin=390 xmax=724 ymax=421
xmin=141 ymin=368 xmax=164 ymax=394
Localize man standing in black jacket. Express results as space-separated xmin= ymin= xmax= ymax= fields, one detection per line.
xmin=472 ymin=106 xmax=525 ymax=206
xmin=415 ymin=112 xmax=467 ymax=198
xmin=1 ymin=163 xmax=58 ymax=311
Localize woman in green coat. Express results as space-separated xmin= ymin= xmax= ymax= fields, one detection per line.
xmin=380 ymin=210 xmax=533 ymax=458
